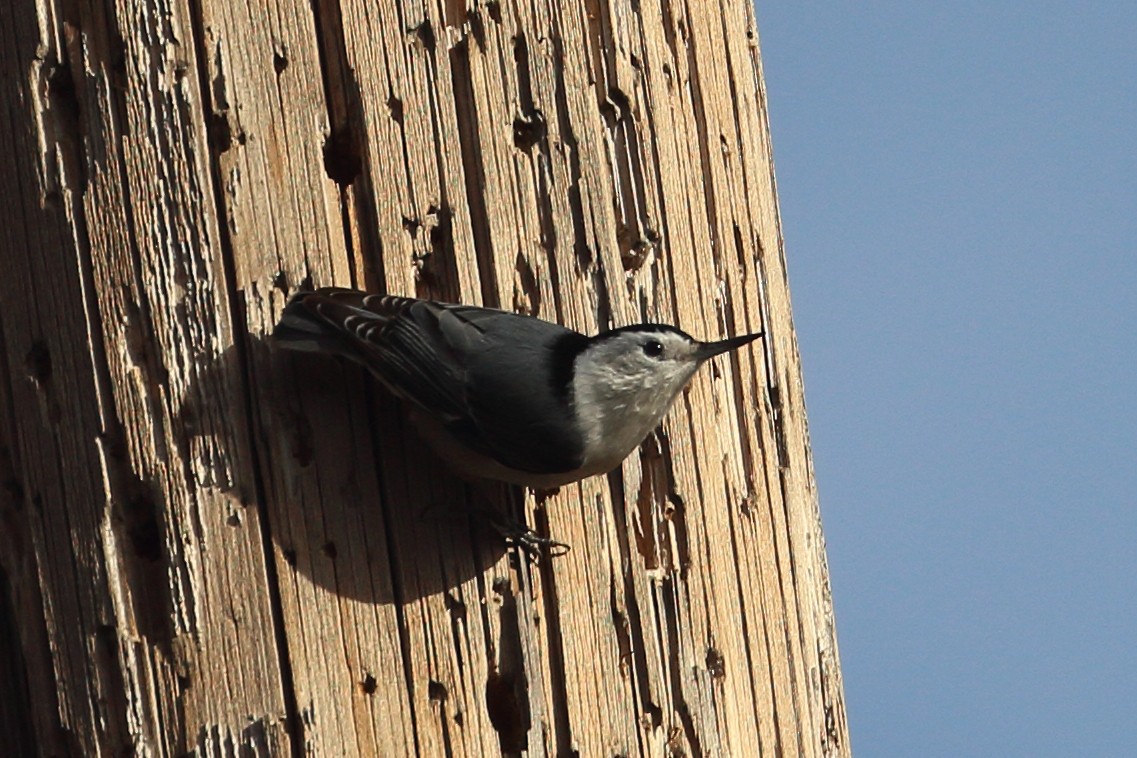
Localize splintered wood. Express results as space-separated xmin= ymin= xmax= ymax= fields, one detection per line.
xmin=0 ymin=0 xmax=848 ymax=755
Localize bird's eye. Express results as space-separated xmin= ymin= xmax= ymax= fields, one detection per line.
xmin=643 ymin=340 xmax=664 ymax=358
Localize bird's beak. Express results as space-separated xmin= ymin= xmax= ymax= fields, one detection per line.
xmin=695 ymin=332 xmax=763 ymax=361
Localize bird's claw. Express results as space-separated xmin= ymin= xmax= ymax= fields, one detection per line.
xmin=484 ymin=510 xmax=571 ymax=562
xmin=506 ymin=529 xmax=571 ymax=562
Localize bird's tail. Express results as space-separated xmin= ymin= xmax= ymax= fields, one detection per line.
xmin=273 ymin=290 xmax=358 ymax=356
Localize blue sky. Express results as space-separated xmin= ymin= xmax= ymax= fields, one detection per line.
xmin=755 ymin=3 xmax=1137 ymax=755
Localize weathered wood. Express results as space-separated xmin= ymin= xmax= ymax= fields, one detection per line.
xmin=2 ymin=0 xmax=294 ymax=753
xmin=0 ymin=0 xmax=848 ymax=754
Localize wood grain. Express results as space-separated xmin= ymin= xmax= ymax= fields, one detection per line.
xmin=0 ymin=0 xmax=848 ymax=754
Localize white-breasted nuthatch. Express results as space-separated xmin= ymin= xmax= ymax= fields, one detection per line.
xmin=274 ymin=287 xmax=761 ymax=490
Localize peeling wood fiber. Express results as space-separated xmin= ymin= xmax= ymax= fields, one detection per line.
xmin=0 ymin=0 xmax=848 ymax=755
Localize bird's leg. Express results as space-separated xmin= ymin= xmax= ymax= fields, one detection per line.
xmin=480 ymin=506 xmax=571 ymax=561
xmin=467 ymin=482 xmax=571 ymax=561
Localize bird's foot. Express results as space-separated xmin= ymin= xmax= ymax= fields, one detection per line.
xmin=481 ymin=508 xmax=570 ymax=562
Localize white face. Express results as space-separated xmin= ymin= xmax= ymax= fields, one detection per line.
xmin=590 ymin=329 xmax=703 ymax=392
xmin=571 ymin=328 xmax=706 ymax=468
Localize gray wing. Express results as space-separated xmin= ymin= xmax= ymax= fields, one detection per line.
xmin=276 ymin=288 xmax=472 ymax=420
xmin=458 ymin=315 xmax=589 ymax=474
xmin=275 ymin=288 xmax=587 ymax=474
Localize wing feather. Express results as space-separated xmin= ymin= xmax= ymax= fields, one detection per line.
xmin=276 ymin=288 xmax=587 ymax=475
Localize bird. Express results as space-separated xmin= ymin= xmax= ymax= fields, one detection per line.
xmin=273 ymin=287 xmax=762 ymax=491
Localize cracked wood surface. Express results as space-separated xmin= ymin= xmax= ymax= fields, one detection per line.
xmin=0 ymin=0 xmax=849 ymax=755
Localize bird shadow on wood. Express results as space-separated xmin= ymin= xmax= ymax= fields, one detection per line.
xmin=177 ymin=336 xmax=511 ymax=605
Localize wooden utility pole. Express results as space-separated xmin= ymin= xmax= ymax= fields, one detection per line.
xmin=0 ymin=0 xmax=847 ymax=754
